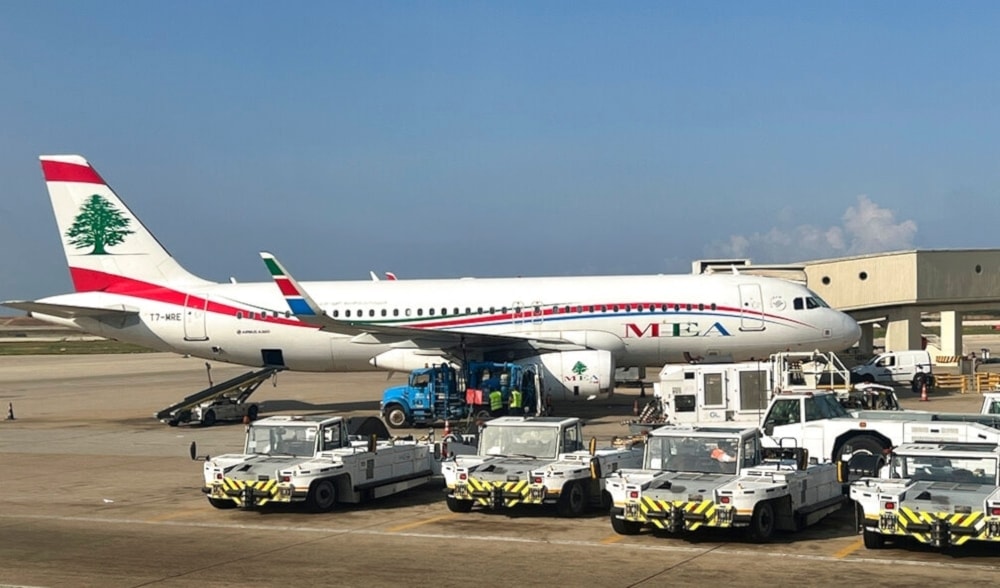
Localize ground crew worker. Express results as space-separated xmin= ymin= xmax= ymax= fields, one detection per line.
xmin=509 ymin=388 xmax=523 ymax=412
xmin=489 ymin=388 xmax=503 ymax=416
xmin=710 ymin=441 xmax=735 ymax=462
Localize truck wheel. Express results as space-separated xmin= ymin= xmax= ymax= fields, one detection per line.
xmin=306 ymin=479 xmax=337 ymax=512
xmin=912 ymin=373 xmax=931 ymax=395
xmin=863 ymin=529 xmax=886 ymax=549
xmin=835 ymin=434 xmax=887 ymax=462
xmin=556 ymin=481 xmax=587 ymax=517
xmin=207 ymin=497 xmax=236 ymax=509
xmin=247 ymin=404 xmax=259 ymax=421
xmin=611 ymin=513 xmax=641 ymax=535
xmin=385 ymin=405 xmax=409 ymax=429
xmin=202 ymin=409 xmax=217 ymax=427
xmin=747 ymin=501 xmax=775 ymax=542
xmin=446 ymin=495 xmax=473 ymax=513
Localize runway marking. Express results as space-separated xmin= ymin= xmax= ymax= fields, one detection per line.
xmin=834 ymin=537 xmax=864 ymax=559
xmin=385 ymin=514 xmax=459 ymax=533
xmin=144 ymin=507 xmax=207 ymax=523
xmin=600 ymin=535 xmax=625 ymax=544
xmin=3 ymin=513 xmax=1000 ymax=573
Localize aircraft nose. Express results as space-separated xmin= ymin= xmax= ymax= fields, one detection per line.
xmin=840 ymin=313 xmax=862 ymax=347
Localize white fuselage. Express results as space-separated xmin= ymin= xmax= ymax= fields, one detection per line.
xmin=34 ymin=272 xmax=860 ymax=372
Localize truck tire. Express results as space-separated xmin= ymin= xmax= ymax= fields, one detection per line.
xmin=912 ymin=372 xmax=931 ymax=395
xmin=306 ymin=479 xmax=337 ymax=512
xmin=863 ymin=528 xmax=886 ymax=549
xmin=247 ymin=404 xmax=259 ymax=421
xmin=610 ymin=513 xmax=641 ymax=535
xmin=207 ymin=497 xmax=236 ymax=509
xmin=201 ymin=409 xmax=217 ymax=427
xmin=556 ymin=481 xmax=587 ymax=517
xmin=384 ymin=405 xmax=410 ymax=429
xmin=446 ymin=495 xmax=473 ymax=513
xmin=835 ymin=434 xmax=887 ymax=462
xmin=747 ymin=500 xmax=776 ymax=542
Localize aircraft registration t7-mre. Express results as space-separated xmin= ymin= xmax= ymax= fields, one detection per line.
xmin=4 ymin=155 xmax=861 ymax=400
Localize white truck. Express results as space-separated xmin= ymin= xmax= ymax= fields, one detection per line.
xmin=983 ymin=392 xmax=1000 ymax=415
xmin=606 ymin=425 xmax=845 ymax=541
xmin=850 ymin=349 xmax=934 ymax=392
xmin=441 ymin=416 xmax=644 ymax=516
xmin=197 ymin=415 xmax=466 ymax=511
xmin=630 ymin=351 xmax=892 ymax=431
xmin=851 ymin=435 xmax=1000 ymax=550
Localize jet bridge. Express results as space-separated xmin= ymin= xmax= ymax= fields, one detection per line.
xmin=155 ymin=365 xmax=282 ymax=426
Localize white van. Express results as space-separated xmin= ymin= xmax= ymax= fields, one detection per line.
xmin=850 ymin=349 xmax=934 ymax=391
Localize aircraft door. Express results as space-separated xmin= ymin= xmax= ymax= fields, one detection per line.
xmin=737 ymin=284 xmax=765 ymax=331
xmin=183 ymin=294 xmax=209 ymax=341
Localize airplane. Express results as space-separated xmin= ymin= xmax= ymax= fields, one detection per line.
xmin=3 ymin=155 xmax=861 ymax=400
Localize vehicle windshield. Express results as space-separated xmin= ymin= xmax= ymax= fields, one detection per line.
xmin=645 ymin=435 xmax=740 ymax=474
xmin=900 ymin=455 xmax=998 ymax=484
xmin=479 ymin=425 xmax=558 ymax=459
xmin=246 ymin=423 xmax=319 ymax=457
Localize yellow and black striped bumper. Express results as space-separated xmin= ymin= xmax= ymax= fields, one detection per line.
xmin=207 ymin=477 xmax=283 ymax=508
xmin=460 ymin=478 xmax=532 ymax=508
xmin=624 ymin=497 xmax=734 ymax=532
xmin=875 ymin=508 xmax=1000 ymax=547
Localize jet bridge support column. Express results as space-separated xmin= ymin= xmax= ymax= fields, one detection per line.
xmin=858 ymin=323 xmax=875 ymax=356
xmin=938 ymin=310 xmax=963 ymax=359
xmin=884 ymin=308 xmax=922 ymax=352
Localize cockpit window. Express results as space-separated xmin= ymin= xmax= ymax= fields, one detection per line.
xmin=793 ymin=295 xmax=830 ymax=310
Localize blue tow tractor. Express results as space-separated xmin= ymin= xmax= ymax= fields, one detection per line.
xmin=380 ymin=361 xmax=543 ymax=429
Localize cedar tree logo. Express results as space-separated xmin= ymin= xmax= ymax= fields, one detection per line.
xmin=65 ymin=194 xmax=134 ymax=254
xmin=572 ymin=361 xmax=588 ymax=376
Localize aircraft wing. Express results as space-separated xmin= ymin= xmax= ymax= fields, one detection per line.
xmin=259 ymin=252 xmax=586 ymax=355
xmin=2 ymin=300 xmax=139 ymax=320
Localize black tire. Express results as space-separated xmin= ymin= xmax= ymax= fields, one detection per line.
xmin=201 ymin=409 xmax=216 ymax=427
xmin=835 ymin=434 xmax=887 ymax=462
xmin=748 ymin=500 xmax=776 ymax=542
xmin=446 ymin=495 xmax=474 ymax=513
xmin=474 ymin=409 xmax=492 ymax=421
xmin=863 ymin=528 xmax=886 ymax=549
xmin=246 ymin=404 xmax=259 ymax=421
xmin=350 ymin=415 xmax=392 ymax=439
xmin=306 ymin=479 xmax=337 ymax=512
xmin=860 ymin=374 xmax=875 ymax=384
xmin=207 ymin=497 xmax=236 ymax=509
xmin=384 ymin=405 xmax=410 ymax=429
xmin=611 ymin=513 xmax=641 ymax=535
xmin=912 ymin=372 xmax=931 ymax=395
xmin=556 ymin=481 xmax=588 ymax=517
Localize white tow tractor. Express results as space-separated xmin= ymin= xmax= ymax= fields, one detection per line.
xmin=851 ymin=436 xmax=1000 ymax=550
xmin=441 ymin=416 xmax=644 ymax=517
xmin=606 ymin=424 xmax=845 ymax=541
xmin=195 ymin=415 xmax=470 ymax=511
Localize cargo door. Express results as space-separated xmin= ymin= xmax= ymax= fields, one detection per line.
xmin=738 ymin=284 xmax=765 ymax=331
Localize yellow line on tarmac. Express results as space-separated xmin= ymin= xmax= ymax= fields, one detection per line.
xmin=386 ymin=514 xmax=460 ymax=533
xmin=600 ymin=535 xmax=625 ymax=544
xmin=145 ymin=508 xmax=208 ymax=523
xmin=833 ymin=537 xmax=864 ymax=559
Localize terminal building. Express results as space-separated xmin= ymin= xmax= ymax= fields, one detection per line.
xmin=696 ymin=250 xmax=1000 ymax=362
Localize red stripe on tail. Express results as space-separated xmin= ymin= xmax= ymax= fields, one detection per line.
xmin=41 ymin=160 xmax=106 ymax=185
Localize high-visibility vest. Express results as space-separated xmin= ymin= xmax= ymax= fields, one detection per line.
xmin=489 ymin=390 xmax=503 ymax=411
xmin=509 ymin=389 xmax=523 ymax=409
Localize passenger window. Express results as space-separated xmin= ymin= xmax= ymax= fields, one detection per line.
xmin=345 ymin=310 xmax=351 ymax=318
xmin=236 ymin=311 xmax=243 ymax=320
xmin=417 ymin=309 xmax=424 ymax=316
xmin=429 ymin=308 xmax=435 ymax=316
xmin=332 ymin=310 xmax=339 ymax=318
xmin=369 ymin=309 xmax=375 ymax=317
xmin=393 ymin=309 xmax=399 ymax=317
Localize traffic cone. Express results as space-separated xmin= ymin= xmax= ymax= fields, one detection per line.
xmin=920 ymin=381 xmax=928 ymax=402
xmin=5 ymin=402 xmax=13 ymax=420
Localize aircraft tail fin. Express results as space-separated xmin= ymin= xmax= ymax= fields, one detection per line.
xmin=39 ymin=155 xmax=211 ymax=292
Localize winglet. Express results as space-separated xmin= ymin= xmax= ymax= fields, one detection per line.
xmin=259 ymin=252 xmax=322 ymax=318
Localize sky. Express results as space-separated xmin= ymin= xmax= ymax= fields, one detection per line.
xmin=3 ymin=2 xmax=1000 ymax=306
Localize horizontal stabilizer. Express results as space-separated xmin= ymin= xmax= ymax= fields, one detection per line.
xmin=2 ymin=300 xmax=139 ymax=320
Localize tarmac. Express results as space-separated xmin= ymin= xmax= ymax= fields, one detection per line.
xmin=0 ymin=353 xmax=998 ymax=588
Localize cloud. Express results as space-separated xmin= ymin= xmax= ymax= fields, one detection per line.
xmin=706 ymin=195 xmax=917 ymax=263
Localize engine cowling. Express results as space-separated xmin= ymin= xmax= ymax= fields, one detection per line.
xmin=517 ymin=349 xmax=615 ymax=401
xmin=369 ymin=348 xmax=450 ymax=372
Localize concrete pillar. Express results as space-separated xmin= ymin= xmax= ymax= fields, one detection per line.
xmin=939 ymin=310 xmax=963 ymax=358
xmin=858 ymin=323 xmax=875 ymax=356
xmin=884 ymin=308 xmax=922 ymax=352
